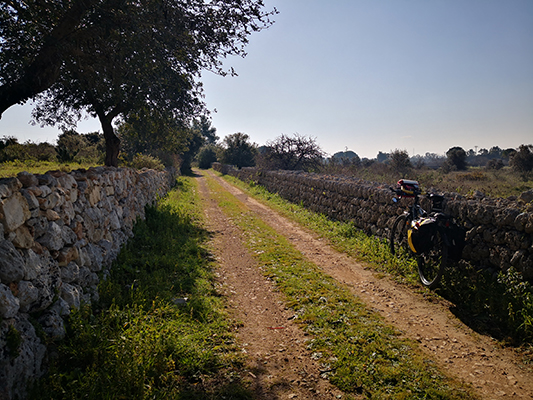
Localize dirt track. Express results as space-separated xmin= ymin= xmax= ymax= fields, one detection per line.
xmin=197 ymin=170 xmax=533 ymax=399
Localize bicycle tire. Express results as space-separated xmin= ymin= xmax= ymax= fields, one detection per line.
xmin=389 ymin=214 xmax=410 ymax=256
xmin=417 ymin=229 xmax=447 ymax=289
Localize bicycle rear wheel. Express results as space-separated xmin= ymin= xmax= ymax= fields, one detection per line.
xmin=390 ymin=214 xmax=410 ymax=256
xmin=417 ymin=229 xmax=447 ymax=289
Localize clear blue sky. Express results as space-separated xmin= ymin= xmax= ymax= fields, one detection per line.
xmin=1 ymin=0 xmax=532 ymax=159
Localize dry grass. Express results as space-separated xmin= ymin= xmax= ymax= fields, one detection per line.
xmin=325 ymin=164 xmax=533 ymax=199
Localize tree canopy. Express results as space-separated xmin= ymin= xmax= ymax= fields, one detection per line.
xmin=1 ymin=0 xmax=276 ymax=166
xmin=445 ymin=146 xmax=467 ymax=171
xmin=221 ymin=132 xmax=257 ymax=168
xmin=259 ymin=133 xmax=326 ymax=172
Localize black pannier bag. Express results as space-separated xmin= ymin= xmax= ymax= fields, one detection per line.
xmin=444 ymin=221 xmax=466 ymax=261
xmin=408 ymin=218 xmax=437 ymax=254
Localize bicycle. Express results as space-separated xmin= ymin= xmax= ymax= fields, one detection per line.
xmin=389 ymin=179 xmax=464 ymax=289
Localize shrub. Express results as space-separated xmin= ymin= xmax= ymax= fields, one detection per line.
xmin=486 ymin=159 xmax=504 ymax=170
xmin=131 ymin=154 xmax=165 ymax=170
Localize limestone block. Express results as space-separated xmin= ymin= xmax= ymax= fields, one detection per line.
xmin=36 ymin=222 xmax=64 ymax=251
xmin=61 ymin=201 xmax=75 ymax=225
xmin=37 ymin=173 xmax=58 ymax=188
xmin=61 ymin=262 xmax=80 ymax=283
xmin=16 ymin=171 xmax=39 ymax=188
xmin=38 ymin=185 xmax=52 ymax=198
xmin=0 ymin=283 xmax=20 ymax=318
xmin=0 ymin=240 xmax=25 ymax=283
xmin=77 ymin=246 xmax=91 ymax=267
xmin=0 ymin=192 xmax=31 ymax=232
xmin=23 ymin=249 xmax=45 ymax=281
xmin=61 ymin=225 xmax=78 ymax=247
xmin=45 ymin=209 xmax=61 ymax=221
xmin=20 ymin=189 xmax=39 ymax=210
xmin=0 ymin=184 xmax=12 ymax=199
xmin=68 ymin=188 xmax=79 ymax=203
xmin=27 ymin=216 xmax=47 ymax=239
xmin=519 ymin=189 xmax=533 ymax=204
xmin=38 ymin=307 xmax=65 ymax=340
xmin=84 ymin=206 xmax=103 ymax=227
xmin=108 ymin=210 xmax=122 ymax=230
xmin=514 ymin=213 xmax=529 ymax=231
xmin=57 ymin=174 xmax=77 ymax=191
xmin=87 ymin=184 xmax=101 ymax=206
xmin=58 ymin=246 xmax=79 ymax=267
xmin=17 ymin=281 xmax=39 ymax=312
xmin=60 ymin=282 xmax=80 ymax=309
xmin=39 ymin=192 xmax=62 ymax=210
xmin=12 ymin=225 xmax=34 ymax=249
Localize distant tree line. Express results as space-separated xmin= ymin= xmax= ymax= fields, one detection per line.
xmin=4 ymin=124 xmax=533 ymax=183
xmin=328 ymin=144 xmax=533 ymax=181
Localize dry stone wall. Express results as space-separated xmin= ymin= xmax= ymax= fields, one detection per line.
xmin=213 ymin=164 xmax=533 ymax=279
xmin=0 ymin=166 xmax=176 ymax=399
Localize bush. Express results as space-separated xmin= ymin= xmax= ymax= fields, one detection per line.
xmin=131 ymin=154 xmax=165 ymax=170
xmin=510 ymin=145 xmax=533 ymax=179
xmin=486 ymin=159 xmax=504 ymax=170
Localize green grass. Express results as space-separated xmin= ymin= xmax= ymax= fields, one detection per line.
xmin=0 ymin=160 xmax=99 ymax=178
xmin=31 ymin=177 xmax=253 ymax=400
xmin=220 ymin=173 xmax=533 ymax=347
xmin=203 ymin=172 xmax=475 ymax=399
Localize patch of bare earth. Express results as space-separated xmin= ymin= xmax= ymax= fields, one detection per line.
xmin=198 ymin=171 xmax=533 ymax=400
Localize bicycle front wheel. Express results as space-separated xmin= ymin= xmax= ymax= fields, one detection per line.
xmin=417 ymin=229 xmax=447 ymax=289
xmin=390 ymin=214 xmax=410 ymax=257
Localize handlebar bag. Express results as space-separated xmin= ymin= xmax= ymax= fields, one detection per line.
xmin=397 ymin=179 xmax=420 ymax=197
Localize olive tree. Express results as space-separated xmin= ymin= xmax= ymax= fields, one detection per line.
xmin=1 ymin=0 xmax=276 ymax=166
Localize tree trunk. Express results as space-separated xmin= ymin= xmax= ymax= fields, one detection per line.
xmin=97 ymin=112 xmax=120 ymax=167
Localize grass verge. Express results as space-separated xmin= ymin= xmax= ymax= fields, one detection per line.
xmin=31 ymin=177 xmax=253 ymax=400
xmin=219 ymin=173 xmax=533 ymax=347
xmin=0 ymin=160 xmax=99 ymax=177
xmin=202 ymin=171 xmax=475 ymax=399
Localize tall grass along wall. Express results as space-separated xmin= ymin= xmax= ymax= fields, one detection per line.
xmin=0 ymin=166 xmax=176 ymax=399
xmin=213 ymin=163 xmax=533 ymax=279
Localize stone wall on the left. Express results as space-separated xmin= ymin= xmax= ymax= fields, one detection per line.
xmin=0 ymin=166 xmax=176 ymax=399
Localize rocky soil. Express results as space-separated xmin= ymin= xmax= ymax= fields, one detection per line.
xmin=197 ymin=170 xmax=533 ymax=400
